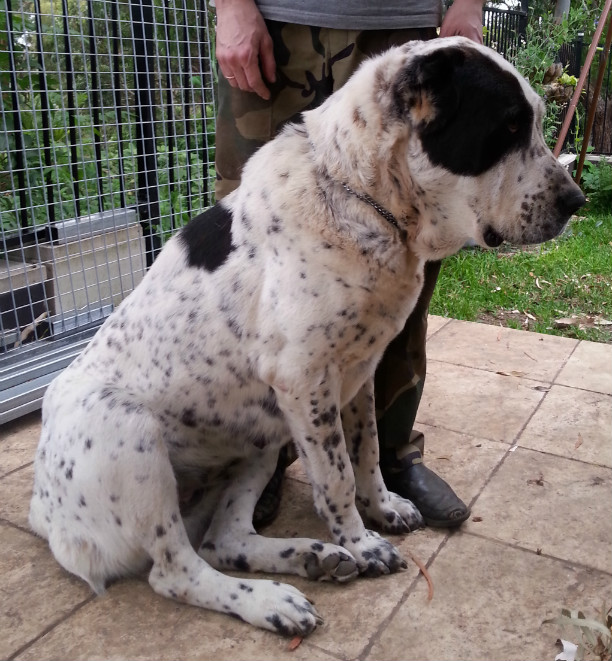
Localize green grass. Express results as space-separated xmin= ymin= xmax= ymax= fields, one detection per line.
xmin=430 ymin=210 xmax=612 ymax=344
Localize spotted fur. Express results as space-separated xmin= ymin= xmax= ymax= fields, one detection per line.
xmin=29 ymin=38 xmax=584 ymax=637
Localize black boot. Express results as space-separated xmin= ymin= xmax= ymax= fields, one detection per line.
xmin=253 ymin=444 xmax=294 ymax=529
xmin=381 ymin=438 xmax=470 ymax=528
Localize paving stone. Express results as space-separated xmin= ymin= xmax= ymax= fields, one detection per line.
xmin=15 ymin=578 xmax=342 ymax=661
xmin=426 ymin=314 xmax=452 ymax=338
xmin=463 ymin=447 xmax=612 ymax=573
xmin=417 ymin=361 xmax=545 ymax=443
xmin=408 ymin=424 xmax=509 ymax=513
xmin=427 ymin=319 xmax=577 ymax=381
xmin=366 ymin=533 xmax=612 ymax=661
xmin=0 ymin=411 xmax=40 ymax=478
xmin=555 ymin=341 xmax=612 ymax=395
xmin=2 ymin=323 xmax=610 ymax=660
xmin=0 ymin=522 xmax=92 ymax=659
xmin=262 ymin=479 xmax=445 ymax=660
xmin=0 ymin=463 xmax=33 ymax=529
xmin=519 ymin=385 xmax=612 ymax=467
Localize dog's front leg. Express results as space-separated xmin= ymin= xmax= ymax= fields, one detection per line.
xmin=275 ymin=375 xmax=406 ymax=577
xmin=343 ymin=378 xmax=423 ymax=533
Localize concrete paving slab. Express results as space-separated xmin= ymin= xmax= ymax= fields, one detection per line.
xmin=1 ymin=319 xmax=610 ymax=660
xmin=555 ymin=341 xmax=612 ymax=395
xmin=366 ymin=533 xmax=612 ymax=661
xmin=408 ymin=424 xmax=508 ymax=513
xmin=519 ymin=385 xmax=612 ymax=467
xmin=427 ymin=319 xmax=578 ymax=381
xmin=463 ymin=447 xmax=612 ymax=573
xmin=262 ymin=479 xmax=444 ymax=660
xmin=1 ymin=522 xmax=92 ymax=660
xmin=426 ymin=314 xmax=452 ymax=338
xmin=417 ymin=361 xmax=545 ymax=443
xmin=0 ymin=463 xmax=33 ymax=530
xmin=0 ymin=411 xmax=40 ymax=478
xmin=15 ymin=578 xmax=341 ymax=661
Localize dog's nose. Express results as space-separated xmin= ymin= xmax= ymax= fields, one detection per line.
xmin=556 ymin=187 xmax=586 ymax=218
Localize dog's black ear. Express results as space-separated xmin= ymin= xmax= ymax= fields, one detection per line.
xmin=392 ymin=46 xmax=465 ymax=123
xmin=412 ymin=46 xmax=466 ymax=87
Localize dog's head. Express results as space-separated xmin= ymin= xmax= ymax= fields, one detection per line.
xmin=390 ymin=37 xmax=585 ymax=253
xmin=307 ymin=38 xmax=585 ymax=260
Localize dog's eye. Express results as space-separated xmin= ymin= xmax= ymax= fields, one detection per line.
xmin=507 ymin=123 xmax=519 ymax=133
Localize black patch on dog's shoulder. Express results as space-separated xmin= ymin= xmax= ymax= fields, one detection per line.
xmin=180 ymin=203 xmax=236 ymax=271
xmin=396 ymin=46 xmax=534 ymax=176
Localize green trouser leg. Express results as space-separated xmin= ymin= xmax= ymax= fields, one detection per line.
xmin=374 ymin=260 xmax=441 ymax=458
xmin=214 ymin=22 xmax=437 ymax=201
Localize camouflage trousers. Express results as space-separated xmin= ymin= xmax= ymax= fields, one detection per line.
xmin=215 ymin=22 xmax=440 ymax=451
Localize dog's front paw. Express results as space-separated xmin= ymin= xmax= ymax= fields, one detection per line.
xmin=384 ymin=492 xmax=425 ymax=533
xmin=243 ymin=579 xmax=323 ymax=636
xmin=346 ymin=530 xmax=407 ymax=577
xmin=302 ymin=543 xmax=358 ymax=583
xmin=362 ymin=492 xmax=424 ymax=534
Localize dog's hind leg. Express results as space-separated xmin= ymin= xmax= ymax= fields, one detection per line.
xmin=33 ymin=388 xmax=321 ymax=636
xmin=147 ymin=520 xmax=323 ymax=636
xmin=343 ymin=378 xmax=424 ymax=533
xmin=198 ymin=456 xmax=358 ymax=582
xmin=120 ymin=424 xmax=323 ymax=635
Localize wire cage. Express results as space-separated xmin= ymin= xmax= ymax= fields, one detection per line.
xmin=1 ymin=0 xmax=216 ymax=422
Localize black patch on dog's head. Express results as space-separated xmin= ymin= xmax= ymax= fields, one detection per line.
xmin=394 ymin=46 xmax=534 ymax=176
xmin=180 ymin=203 xmax=236 ymax=271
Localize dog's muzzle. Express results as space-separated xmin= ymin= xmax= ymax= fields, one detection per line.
xmin=483 ymin=225 xmax=504 ymax=247
xmin=556 ymin=187 xmax=586 ymax=219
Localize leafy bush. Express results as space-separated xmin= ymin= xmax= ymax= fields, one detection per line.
xmin=508 ymin=4 xmax=598 ymax=150
xmin=580 ymin=157 xmax=612 ymax=212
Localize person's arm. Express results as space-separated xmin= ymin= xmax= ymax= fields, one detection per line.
xmin=215 ymin=0 xmax=276 ymax=99
xmin=439 ymin=0 xmax=486 ymax=43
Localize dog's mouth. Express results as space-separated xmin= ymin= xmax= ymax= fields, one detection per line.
xmin=483 ymin=225 xmax=504 ymax=248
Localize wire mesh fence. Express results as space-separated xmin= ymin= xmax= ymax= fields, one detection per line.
xmin=1 ymin=0 xmax=608 ymax=422
xmin=1 ymin=0 xmax=216 ymax=421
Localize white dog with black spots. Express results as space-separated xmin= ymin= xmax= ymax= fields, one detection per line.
xmin=30 ymin=37 xmax=585 ymax=636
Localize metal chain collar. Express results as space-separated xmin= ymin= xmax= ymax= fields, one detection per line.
xmin=341 ymin=182 xmax=402 ymax=233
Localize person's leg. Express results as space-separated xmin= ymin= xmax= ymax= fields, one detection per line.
xmin=214 ymin=64 xmax=273 ymax=199
xmin=215 ymin=22 xmax=427 ymax=200
xmin=322 ymin=27 xmax=469 ymax=528
xmin=374 ymin=262 xmax=470 ymax=528
xmin=216 ymin=24 xmax=469 ymax=529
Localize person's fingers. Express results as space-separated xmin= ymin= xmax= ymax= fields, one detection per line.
xmin=259 ymin=32 xmax=276 ymax=85
xmin=439 ymin=1 xmax=484 ymax=44
xmin=244 ymin=60 xmax=271 ymax=99
xmin=222 ymin=71 xmax=238 ymax=86
xmin=217 ymin=45 xmax=271 ymax=98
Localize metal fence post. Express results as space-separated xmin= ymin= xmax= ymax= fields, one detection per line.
xmin=519 ymin=0 xmax=529 ymax=41
xmin=130 ymin=0 xmax=161 ymax=266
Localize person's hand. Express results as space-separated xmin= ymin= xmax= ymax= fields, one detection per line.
xmin=215 ymin=0 xmax=276 ymax=99
xmin=440 ymin=0 xmax=485 ymax=44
